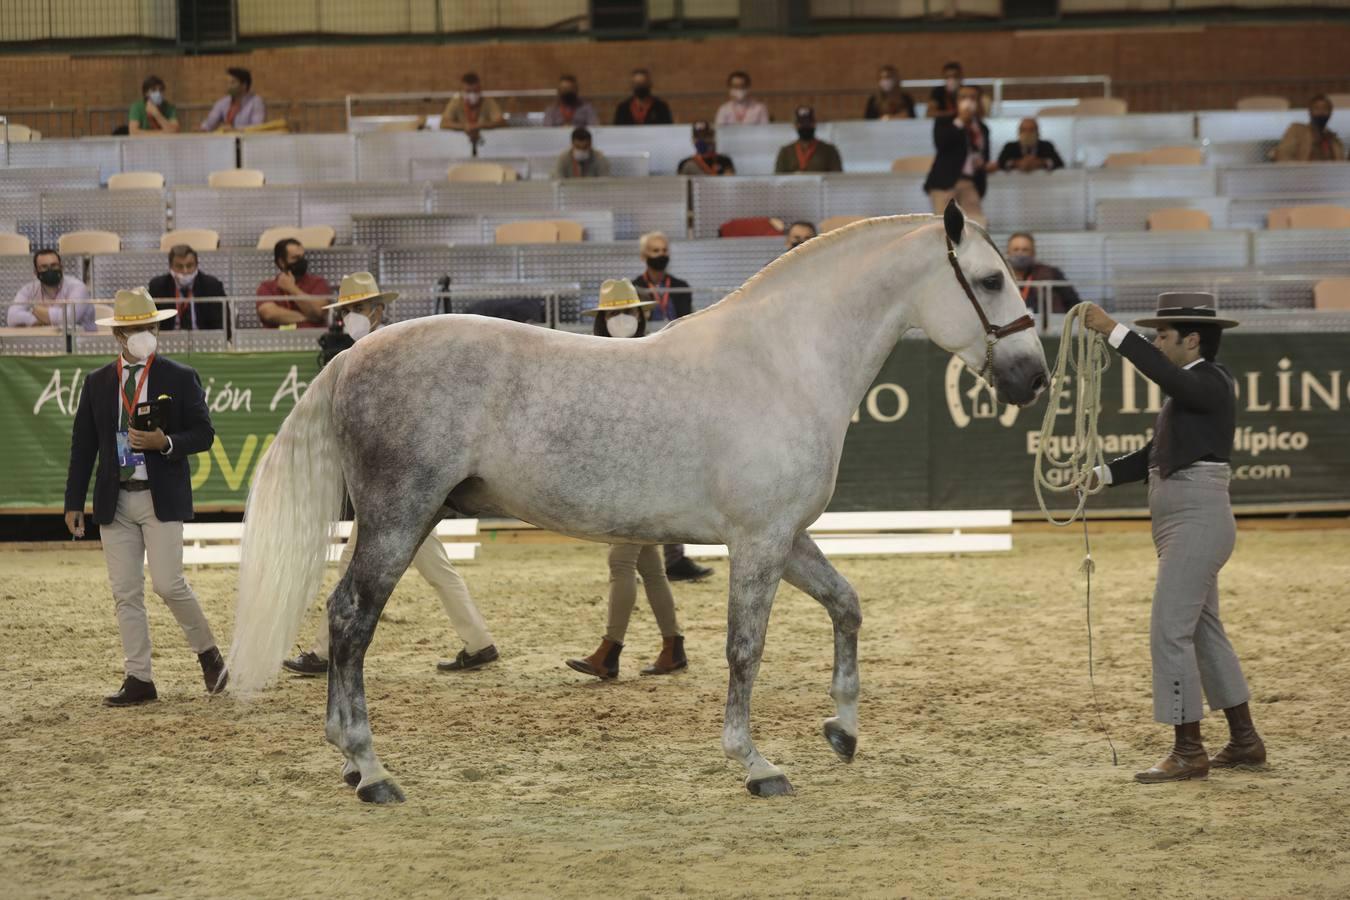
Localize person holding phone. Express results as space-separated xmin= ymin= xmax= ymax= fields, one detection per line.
xmin=64 ymin=287 xmax=226 ymax=706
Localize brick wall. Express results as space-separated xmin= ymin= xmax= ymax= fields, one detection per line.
xmin=2 ymin=22 xmax=1348 ymax=135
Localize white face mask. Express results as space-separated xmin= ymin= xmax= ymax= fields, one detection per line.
xmin=148 ymin=90 xmax=164 ymax=106
xmin=126 ymin=330 xmax=157 ymax=360
xmin=343 ymin=312 xmax=372 ymax=340
xmin=729 ymin=88 xmax=748 ymax=101
xmin=879 ymin=78 xmax=897 ymax=92
xmin=605 ymin=313 xmax=639 ymax=338
xmin=172 ymin=269 xmax=196 ymax=288
xmin=465 ymin=91 xmax=481 ymax=104
xmin=572 ymin=148 xmax=591 ymax=162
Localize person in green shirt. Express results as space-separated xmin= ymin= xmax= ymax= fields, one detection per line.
xmin=773 ymin=106 xmax=843 ymax=174
xmin=128 ymin=75 xmax=180 ymax=136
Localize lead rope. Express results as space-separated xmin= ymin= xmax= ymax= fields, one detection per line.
xmin=1033 ymin=303 xmax=1118 ymax=765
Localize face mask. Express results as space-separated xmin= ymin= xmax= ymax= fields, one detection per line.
xmin=946 ymin=78 xmax=960 ymax=92
xmin=38 ymin=268 xmax=63 ymax=287
xmin=559 ymin=90 xmax=578 ymax=105
xmin=646 ymin=254 xmax=669 ymax=271
xmin=729 ymin=88 xmax=748 ymax=102
xmin=572 ymin=148 xmax=591 ymax=162
xmin=797 ymin=126 xmax=815 ymax=142
xmin=148 ymin=90 xmax=163 ymax=106
xmin=126 ymin=330 xmax=157 ymax=360
xmin=465 ymin=91 xmax=481 ymax=105
xmin=879 ymin=78 xmax=897 ymax=92
xmin=1007 ymin=253 xmax=1034 ymax=272
xmin=1312 ymin=113 xmax=1331 ymax=130
xmin=606 ymin=313 xmax=639 ymax=338
xmin=632 ymin=84 xmax=651 ymax=99
xmin=173 ymin=270 xmax=197 ymax=288
xmin=1019 ymin=132 xmax=1037 ymax=147
xmin=694 ymin=139 xmax=714 ymax=155
xmin=288 ymin=258 xmax=309 ymax=279
xmin=343 ymin=312 xmax=372 ymax=340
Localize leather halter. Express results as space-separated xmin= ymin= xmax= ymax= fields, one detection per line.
xmin=945 ymin=235 xmax=1036 ymax=385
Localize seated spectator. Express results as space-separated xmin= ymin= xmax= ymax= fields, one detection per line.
xmin=147 ymin=245 xmax=226 ymax=331
xmin=1274 ymin=94 xmax=1346 ymax=162
xmin=543 ymin=74 xmax=598 ymax=127
xmin=678 ymin=122 xmax=736 ymax=176
xmin=996 ymin=118 xmax=1065 ymax=172
xmin=923 ymin=85 xmax=990 ymax=226
xmin=927 ymin=62 xmax=963 ymax=118
xmin=715 ymin=71 xmax=769 ymax=126
xmin=440 ymin=72 xmax=506 ymax=141
xmin=1006 ymin=233 xmax=1080 ymax=314
xmin=864 ymin=65 xmax=916 ymax=120
xmin=553 ymin=127 xmax=611 ymax=178
xmin=785 ymin=220 xmax=818 ymax=250
xmin=128 ymin=75 xmax=180 ymax=135
xmin=7 ymin=249 xmax=94 ymax=330
xmin=774 ymin=107 xmax=844 ymax=174
xmin=256 ymin=239 xmax=331 ymax=328
xmin=632 ymin=232 xmax=693 ymax=322
xmin=201 ymin=67 xmax=266 ymax=132
xmin=613 ymin=69 xmax=673 ymax=126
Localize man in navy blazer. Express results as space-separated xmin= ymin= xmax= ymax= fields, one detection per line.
xmin=64 ymin=287 xmax=227 ymax=706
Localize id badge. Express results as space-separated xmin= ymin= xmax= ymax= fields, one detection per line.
xmin=116 ymin=431 xmax=146 ymax=468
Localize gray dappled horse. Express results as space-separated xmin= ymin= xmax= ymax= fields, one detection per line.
xmin=228 ymin=204 xmax=1049 ymax=803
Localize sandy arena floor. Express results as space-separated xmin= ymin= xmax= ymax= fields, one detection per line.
xmin=2 ymin=526 xmax=1348 ymax=899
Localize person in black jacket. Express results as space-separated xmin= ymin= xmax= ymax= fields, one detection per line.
xmin=64 ymin=287 xmax=226 ymax=706
xmin=147 ymin=244 xmax=227 ymax=331
xmin=1084 ymin=293 xmax=1265 ymax=785
xmin=995 ymin=118 xmax=1065 ymax=173
xmin=612 ymin=68 xmax=673 ymax=126
xmin=923 ymin=84 xmax=990 ymax=226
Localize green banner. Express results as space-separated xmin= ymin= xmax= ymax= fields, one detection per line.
xmin=2 ymin=335 xmax=1348 ymax=513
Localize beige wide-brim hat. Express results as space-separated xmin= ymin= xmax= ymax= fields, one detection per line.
xmin=94 ymin=286 xmax=177 ymax=327
xmin=1135 ymin=292 xmax=1240 ymax=329
xmin=581 ymin=278 xmax=655 ymax=316
xmin=322 ymin=271 xmax=400 ymax=310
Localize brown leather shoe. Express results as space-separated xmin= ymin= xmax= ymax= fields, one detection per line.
xmin=1210 ymin=702 xmax=1266 ymax=767
xmin=1135 ymin=721 xmax=1209 ymax=783
xmin=640 ymin=635 xmax=687 ymax=676
xmin=566 ymin=638 xmax=622 ymax=680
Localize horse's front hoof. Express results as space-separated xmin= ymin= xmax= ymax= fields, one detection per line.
xmin=746 ymin=774 xmax=795 ymax=797
xmin=823 ymin=718 xmax=857 ymax=762
xmin=342 ymin=763 xmax=361 ymax=788
xmin=356 ymin=778 xmax=406 ymax=804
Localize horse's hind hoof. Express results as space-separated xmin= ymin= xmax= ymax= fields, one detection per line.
xmin=823 ymin=718 xmax=857 ymax=762
xmin=356 ymin=778 xmax=406 ymax=804
xmin=746 ymin=774 xmax=795 ymax=798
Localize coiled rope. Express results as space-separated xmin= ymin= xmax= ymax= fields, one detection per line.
xmin=1032 ymin=302 xmax=1118 ymax=765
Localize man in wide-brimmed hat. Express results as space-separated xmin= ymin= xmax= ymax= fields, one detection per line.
xmin=64 ymin=287 xmax=227 ymax=705
xmin=1085 ymin=294 xmax=1265 ymax=784
xmin=281 ymin=273 xmax=500 ymax=677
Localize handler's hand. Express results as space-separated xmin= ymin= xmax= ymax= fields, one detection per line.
xmin=65 ymin=510 xmax=85 ymax=539
xmin=129 ymin=427 xmax=168 ymax=452
xmin=1082 ymin=303 xmax=1118 ymax=336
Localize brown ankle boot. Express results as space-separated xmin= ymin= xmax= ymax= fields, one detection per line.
xmin=565 ymin=638 xmax=622 ymax=680
xmin=1135 ymin=721 xmax=1210 ymax=784
xmin=640 ymin=635 xmax=688 ymax=676
xmin=1210 ymin=702 xmax=1266 ymax=768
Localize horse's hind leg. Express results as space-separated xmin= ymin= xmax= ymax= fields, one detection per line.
xmin=783 ymin=532 xmax=861 ymax=763
xmin=324 ymin=522 xmax=426 ymax=804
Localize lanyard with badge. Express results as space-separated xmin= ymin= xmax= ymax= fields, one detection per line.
xmin=116 ymin=355 xmax=154 ymax=471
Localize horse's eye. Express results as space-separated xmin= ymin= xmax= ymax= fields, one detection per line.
xmin=981 ymin=273 xmax=1003 ymax=291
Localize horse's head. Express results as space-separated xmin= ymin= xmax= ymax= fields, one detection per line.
xmin=913 ymin=201 xmax=1049 ymax=407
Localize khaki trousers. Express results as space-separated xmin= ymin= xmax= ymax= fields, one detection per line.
xmin=312 ymin=523 xmax=494 ymax=657
xmin=605 ymin=544 xmax=681 ymax=644
xmin=100 ymin=489 xmax=217 ymax=681
xmin=928 ymin=178 xmax=988 ymax=226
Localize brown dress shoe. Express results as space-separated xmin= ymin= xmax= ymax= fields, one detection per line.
xmin=566 ymin=638 xmax=622 ymax=680
xmin=1210 ymin=702 xmax=1266 ymax=767
xmin=1135 ymin=721 xmax=1209 ymax=783
xmin=640 ymin=635 xmax=688 ymax=676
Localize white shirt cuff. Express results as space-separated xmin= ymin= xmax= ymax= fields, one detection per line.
xmin=1107 ymin=323 xmax=1130 ymax=348
xmin=1092 ymin=464 xmax=1113 ymax=486
xmin=162 ymin=435 xmax=174 ymax=456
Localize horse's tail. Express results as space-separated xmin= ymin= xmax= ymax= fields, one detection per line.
xmin=227 ymin=352 xmax=351 ymax=694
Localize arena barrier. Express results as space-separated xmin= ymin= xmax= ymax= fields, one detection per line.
xmin=685 ymin=510 xmax=1013 ymax=559
xmin=179 ymin=519 xmax=480 ymax=566
xmin=4 ymin=333 xmax=1347 ymax=517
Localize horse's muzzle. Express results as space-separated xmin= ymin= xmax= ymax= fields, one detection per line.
xmin=996 ymin=358 xmax=1050 ymax=407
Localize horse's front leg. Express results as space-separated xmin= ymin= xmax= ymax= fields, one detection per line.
xmin=722 ymin=538 xmax=794 ymax=797
xmin=783 ymin=532 xmax=861 ymax=762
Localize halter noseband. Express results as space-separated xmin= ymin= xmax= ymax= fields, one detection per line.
xmin=945 ymin=235 xmax=1036 ymax=385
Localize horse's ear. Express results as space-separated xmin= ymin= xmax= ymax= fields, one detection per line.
xmin=944 ymin=199 xmax=965 ymax=245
